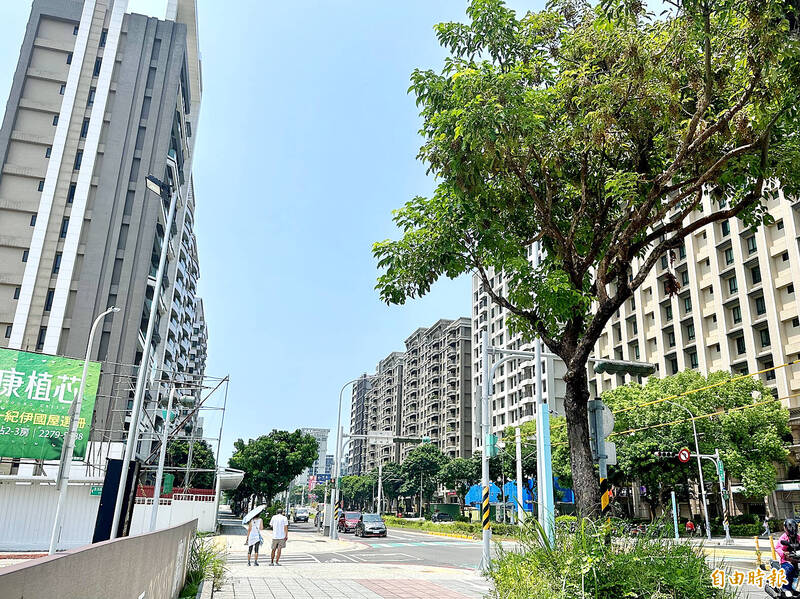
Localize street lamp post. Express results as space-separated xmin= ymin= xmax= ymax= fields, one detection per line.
xmin=664 ymin=400 xmax=711 ymax=541
xmin=110 ymin=173 xmax=177 ymax=539
xmin=49 ymin=305 xmax=120 ymax=554
xmin=330 ymin=375 xmax=373 ymax=539
xmin=149 ymin=385 xmax=176 ymax=531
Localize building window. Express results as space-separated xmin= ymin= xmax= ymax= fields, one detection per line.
xmin=760 ymin=328 xmax=771 ymax=348
xmin=689 ymin=352 xmax=699 ymax=369
xmin=88 ymin=87 xmax=96 ymax=106
xmin=29 ymin=214 xmax=36 ymax=226
xmin=724 ymin=248 xmax=734 ymax=265
xmin=52 ymin=115 xmax=59 ymax=125
xmin=670 ymin=357 xmax=679 ymax=374
xmin=66 ymin=52 xmax=72 ymax=65
xmin=668 ymin=331 xmax=676 ymax=347
xmin=736 ymin=337 xmax=746 ymax=354
xmin=793 ymin=317 xmax=800 ymax=328
xmin=630 ymin=296 xmax=636 ymax=310
xmin=687 ymin=323 xmax=695 ymax=340
xmin=36 ymin=327 xmax=46 ymax=351
xmin=751 ymin=265 xmax=761 ymax=285
xmin=74 ymin=150 xmax=82 ymax=170
xmin=59 ymin=84 xmax=65 ymax=95
xmin=4 ymin=325 xmax=10 ymax=339
xmin=721 ymin=220 xmax=730 ymax=236
xmin=683 ymin=297 xmax=692 ymax=313
xmin=67 ymin=183 xmax=76 ymax=203
xmin=665 ymin=306 xmax=673 ymax=321
xmin=660 ymin=255 xmax=668 ymax=270
xmin=44 ymin=289 xmax=54 ymax=312
xmin=679 ymin=243 xmax=686 ymax=259
xmin=93 ymin=58 xmax=102 ymax=77
xmin=755 ymin=296 xmax=766 ymax=315
xmin=60 ymin=217 xmax=69 ymax=238
xmin=73 ymin=25 xmax=79 ymax=35
xmin=45 ymin=147 xmax=52 ymax=158
xmin=22 ymin=250 xmax=29 ymax=263
xmin=732 ymin=305 xmax=742 ymax=324
xmin=728 ymin=276 xmax=738 ymax=294
xmin=634 ymin=344 xmax=640 ymax=359
xmin=681 ymin=270 xmax=689 ymax=286
xmin=783 ymin=252 xmax=790 ymax=262
xmin=53 ymin=252 xmax=62 ymax=274
xmin=777 ymin=220 xmax=785 ymax=230
xmin=81 ymin=118 xmax=89 ymax=138
xmin=766 ymin=360 xmax=776 ymax=381
xmin=100 ymin=29 xmax=107 ymax=47
xmin=38 ymin=180 xmax=45 ymax=192
xmin=13 ymin=286 xmax=20 ymax=300
xmin=632 ymin=320 xmax=638 ymax=335
xmin=789 ymin=284 xmax=795 ymax=294
xmin=747 ymin=236 xmax=757 ymax=254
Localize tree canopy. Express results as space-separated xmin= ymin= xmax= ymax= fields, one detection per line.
xmin=604 ymin=370 xmax=790 ymax=512
xmin=228 ymin=429 xmax=319 ymax=510
xmin=400 ymin=443 xmax=450 ymax=501
xmin=373 ymin=0 xmax=800 ymax=514
xmin=166 ymin=439 xmax=216 ymax=489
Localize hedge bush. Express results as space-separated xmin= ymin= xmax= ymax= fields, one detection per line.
xmin=489 ymin=518 xmax=735 ymax=599
xmin=383 ymin=516 xmax=523 ymax=538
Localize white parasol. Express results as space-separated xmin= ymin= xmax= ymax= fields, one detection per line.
xmin=241 ymin=504 xmax=267 ymax=525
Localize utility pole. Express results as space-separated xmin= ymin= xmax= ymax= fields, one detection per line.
xmin=515 ymin=426 xmax=524 ymax=526
xmin=480 ymin=329 xmax=491 ymax=570
xmin=378 ymin=462 xmax=383 ymax=515
xmin=149 ymin=385 xmax=176 ymax=531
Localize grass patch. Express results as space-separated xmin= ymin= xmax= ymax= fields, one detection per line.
xmin=180 ymin=533 xmax=228 ymax=598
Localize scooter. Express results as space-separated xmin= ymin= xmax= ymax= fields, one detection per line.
xmin=765 ymin=539 xmax=800 ymax=598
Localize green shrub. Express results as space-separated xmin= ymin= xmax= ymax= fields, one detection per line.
xmin=180 ymin=534 xmax=227 ymax=598
xmin=489 ymin=518 xmax=735 ymax=599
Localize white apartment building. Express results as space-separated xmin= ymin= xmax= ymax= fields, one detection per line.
xmin=473 ymin=192 xmax=800 ymax=512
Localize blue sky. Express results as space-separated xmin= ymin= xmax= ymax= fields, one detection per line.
xmin=0 ymin=0 xmax=542 ymax=463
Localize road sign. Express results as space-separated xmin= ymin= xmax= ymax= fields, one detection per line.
xmin=316 ymin=473 xmax=331 ymax=483
xmin=717 ymin=459 xmax=725 ymax=480
xmin=90 ymin=485 xmax=103 ymax=496
xmin=678 ymin=447 xmax=691 ymax=463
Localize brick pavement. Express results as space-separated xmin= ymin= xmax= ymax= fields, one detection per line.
xmin=213 ymin=576 xmax=489 ymax=599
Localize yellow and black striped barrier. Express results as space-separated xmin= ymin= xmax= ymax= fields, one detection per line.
xmin=481 ymin=486 xmax=491 ymax=530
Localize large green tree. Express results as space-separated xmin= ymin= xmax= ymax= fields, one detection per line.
xmin=165 ymin=439 xmax=216 ymax=489
xmin=373 ymin=0 xmax=800 ymax=514
xmin=604 ymin=370 xmax=790 ymax=516
xmin=439 ymin=457 xmax=479 ymax=513
xmin=400 ymin=444 xmax=450 ymax=506
xmin=228 ymin=429 xmax=319 ymax=511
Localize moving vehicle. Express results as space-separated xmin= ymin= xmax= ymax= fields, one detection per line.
xmin=765 ymin=535 xmax=800 ymax=598
xmin=355 ymin=513 xmax=387 ymax=537
xmin=337 ymin=511 xmax=361 ymax=533
xmin=293 ymin=507 xmax=309 ymax=523
xmin=431 ymin=511 xmax=454 ymax=523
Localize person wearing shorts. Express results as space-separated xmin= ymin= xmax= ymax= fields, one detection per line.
xmin=246 ymin=515 xmax=264 ymax=566
xmin=270 ymin=507 xmax=289 ymax=565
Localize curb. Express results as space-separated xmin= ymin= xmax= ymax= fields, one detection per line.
xmin=387 ymin=526 xmax=477 ymax=541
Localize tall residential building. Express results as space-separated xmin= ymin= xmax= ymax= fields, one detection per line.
xmin=324 ymin=453 xmax=334 ymax=476
xmin=365 ymin=352 xmax=404 ymax=472
xmin=300 ymin=427 xmax=329 ymax=481
xmin=347 ymin=374 xmax=372 ymax=475
xmin=0 ymin=0 xmax=206 ymax=451
xmin=472 ymin=194 xmax=800 ymax=510
xmin=401 ymin=318 xmax=473 ymax=461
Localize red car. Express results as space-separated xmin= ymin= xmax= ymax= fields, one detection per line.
xmin=337 ymin=511 xmax=361 ymax=533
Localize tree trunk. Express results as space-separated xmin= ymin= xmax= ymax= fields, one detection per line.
xmin=564 ymin=365 xmax=601 ymax=516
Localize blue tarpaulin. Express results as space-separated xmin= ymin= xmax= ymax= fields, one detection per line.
xmin=465 ymin=477 xmax=574 ymax=508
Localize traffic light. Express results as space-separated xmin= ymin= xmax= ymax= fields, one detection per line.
xmin=593 ymin=359 xmax=656 ymax=376
xmin=654 ymin=451 xmax=676 ymax=459
xmin=485 ymin=433 xmax=499 ymax=458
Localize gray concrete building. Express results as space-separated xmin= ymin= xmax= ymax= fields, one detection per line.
xmin=0 ymin=0 xmax=206 ymax=452
xmin=400 ymin=318 xmax=473 ymax=461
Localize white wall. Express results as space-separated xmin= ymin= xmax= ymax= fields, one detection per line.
xmin=0 ymin=480 xmax=101 ymax=551
xmin=129 ymin=495 xmax=216 ymax=535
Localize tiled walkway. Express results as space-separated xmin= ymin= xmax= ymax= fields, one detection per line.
xmin=214 ymin=576 xmax=489 ymax=598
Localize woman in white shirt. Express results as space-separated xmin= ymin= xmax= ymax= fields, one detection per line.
xmin=246 ymin=515 xmax=264 ymax=566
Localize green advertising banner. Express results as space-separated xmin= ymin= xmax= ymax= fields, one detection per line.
xmin=0 ymin=347 xmax=101 ymax=461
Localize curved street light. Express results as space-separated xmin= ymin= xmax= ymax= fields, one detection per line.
xmin=49 ymin=305 xmax=120 ymax=554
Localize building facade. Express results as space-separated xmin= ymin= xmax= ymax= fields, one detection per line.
xmin=301 ymin=427 xmax=329 ymax=481
xmin=400 ymin=318 xmax=473 ymax=461
xmin=346 ymin=318 xmax=473 ymax=473
xmin=0 ymin=0 xmax=206 ymax=456
xmin=472 ymin=192 xmax=800 ymax=512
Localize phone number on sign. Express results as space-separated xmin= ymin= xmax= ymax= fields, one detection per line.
xmin=0 ymin=426 xmax=83 ymax=440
